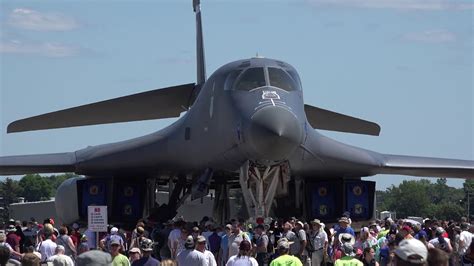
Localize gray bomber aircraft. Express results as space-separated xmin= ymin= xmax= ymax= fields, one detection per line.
xmin=1 ymin=0 xmax=473 ymax=223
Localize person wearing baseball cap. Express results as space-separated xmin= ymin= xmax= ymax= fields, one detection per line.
xmin=219 ymin=224 xmax=233 ymax=265
xmin=334 ymin=242 xmax=363 ymax=266
xmin=394 ymin=238 xmax=428 ymax=265
xmin=110 ymin=239 xmax=129 ymax=266
xmin=128 ymin=247 xmax=141 ymax=264
xmin=428 ymin=227 xmax=453 ymax=253
xmin=226 ymin=240 xmax=258 ymax=266
xmin=176 ymin=236 xmax=207 ymax=266
xmin=400 ymin=225 xmax=414 ymax=239
xmin=289 ymin=221 xmax=307 ymax=263
xmin=130 ymin=238 xmax=159 ymax=266
xmin=100 ymin=227 xmax=125 ymax=253
xmin=269 ymin=238 xmax=301 ymax=266
xmin=195 ymin=235 xmax=217 ymax=266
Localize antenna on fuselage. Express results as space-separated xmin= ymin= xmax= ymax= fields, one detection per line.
xmin=193 ymin=0 xmax=206 ymax=86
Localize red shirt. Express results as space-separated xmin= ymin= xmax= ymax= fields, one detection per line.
xmin=71 ymin=231 xmax=82 ymax=247
xmin=6 ymin=232 xmax=20 ymax=251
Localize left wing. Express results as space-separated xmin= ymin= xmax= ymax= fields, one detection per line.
xmin=0 ymin=152 xmax=76 ymax=175
xmin=375 ymin=154 xmax=474 ymax=178
xmin=296 ymin=131 xmax=474 ymax=178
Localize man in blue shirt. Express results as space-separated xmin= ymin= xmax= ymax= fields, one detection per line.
xmin=336 ymin=218 xmax=355 ymax=237
xmin=219 ymin=224 xmax=231 ymax=265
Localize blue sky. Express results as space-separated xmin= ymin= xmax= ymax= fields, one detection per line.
xmin=0 ymin=0 xmax=472 ymax=190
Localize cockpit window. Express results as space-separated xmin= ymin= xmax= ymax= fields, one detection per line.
xmin=225 ymin=70 xmax=243 ymax=90
xmin=234 ymin=68 xmax=266 ymax=91
xmin=268 ymin=67 xmax=297 ymax=91
xmin=286 ymin=69 xmax=302 ymax=88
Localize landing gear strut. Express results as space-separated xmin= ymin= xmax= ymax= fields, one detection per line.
xmin=148 ymin=175 xmax=192 ymax=223
xmin=239 ymin=161 xmax=291 ymax=218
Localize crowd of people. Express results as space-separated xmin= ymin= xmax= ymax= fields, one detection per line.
xmin=0 ymin=214 xmax=473 ymax=266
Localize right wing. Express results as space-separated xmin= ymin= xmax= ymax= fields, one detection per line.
xmin=304 ymin=104 xmax=381 ymax=136
xmin=7 ymin=83 xmax=195 ymax=133
xmin=0 ymin=152 xmax=76 ymax=175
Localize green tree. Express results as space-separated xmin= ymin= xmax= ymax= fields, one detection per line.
xmin=0 ymin=178 xmax=21 ymax=221
xmin=463 ymin=179 xmax=474 ymax=219
xmin=427 ymin=202 xmax=464 ymax=220
xmin=19 ymin=174 xmax=53 ymax=202
xmin=377 ymin=178 xmax=467 ymax=219
xmin=382 ymin=180 xmax=432 ymax=218
xmin=47 ymin=173 xmax=75 ymax=190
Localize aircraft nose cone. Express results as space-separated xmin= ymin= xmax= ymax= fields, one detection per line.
xmin=247 ymin=107 xmax=302 ymax=161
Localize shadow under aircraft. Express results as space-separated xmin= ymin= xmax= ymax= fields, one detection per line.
xmin=1 ymin=0 xmax=473 ymax=224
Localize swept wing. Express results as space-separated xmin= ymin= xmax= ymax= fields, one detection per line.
xmin=0 ymin=153 xmax=76 ymax=175
xmin=7 ymin=83 xmax=195 ymax=133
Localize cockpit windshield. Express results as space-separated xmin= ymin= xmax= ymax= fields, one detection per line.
xmin=268 ymin=67 xmax=297 ymax=91
xmin=234 ymin=68 xmax=266 ymax=91
xmin=229 ymin=66 xmax=300 ymax=92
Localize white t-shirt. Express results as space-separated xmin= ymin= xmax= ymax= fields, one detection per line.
xmin=37 ymin=239 xmax=57 ymax=262
xmin=228 ymin=232 xmax=250 ymax=258
xmin=168 ymin=228 xmax=181 ymax=253
xmin=203 ymin=249 xmax=217 ymax=266
xmin=310 ymin=230 xmax=328 ymax=250
xmin=0 ymin=242 xmax=13 ymax=251
xmin=226 ymin=255 xmax=259 ymax=266
xmin=429 ymin=237 xmax=451 ymax=251
xmin=168 ymin=229 xmax=181 ymax=244
xmin=176 ymin=249 xmax=207 ymax=266
xmin=47 ymin=254 xmax=74 ymax=266
xmin=460 ymin=231 xmax=473 ymax=255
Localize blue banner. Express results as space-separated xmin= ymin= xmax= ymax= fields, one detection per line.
xmin=80 ymin=179 xmax=107 ymax=217
xmin=113 ymin=181 xmax=144 ymax=221
xmin=345 ymin=181 xmax=371 ymax=219
xmin=311 ymin=182 xmax=337 ymax=219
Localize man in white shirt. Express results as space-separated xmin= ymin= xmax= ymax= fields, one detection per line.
xmin=168 ymin=219 xmax=184 ymax=259
xmin=309 ymin=219 xmax=328 ymax=266
xmin=428 ymin=227 xmax=452 ymax=253
xmin=459 ymin=223 xmax=472 ymax=256
xmin=196 ymin=235 xmax=217 ymax=266
xmin=176 ymin=236 xmax=207 ymax=266
xmin=47 ymin=245 xmax=74 ymax=266
xmin=36 ymin=230 xmax=57 ymax=263
xmin=228 ymin=222 xmax=250 ymax=258
xmin=290 ymin=221 xmax=307 ymax=263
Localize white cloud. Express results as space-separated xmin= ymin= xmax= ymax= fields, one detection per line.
xmin=402 ymin=30 xmax=457 ymax=43
xmin=307 ymin=0 xmax=473 ymax=10
xmin=0 ymin=39 xmax=80 ymax=57
xmin=7 ymin=8 xmax=79 ymax=31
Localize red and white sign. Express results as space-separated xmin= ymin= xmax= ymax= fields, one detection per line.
xmin=88 ymin=206 xmax=108 ymax=232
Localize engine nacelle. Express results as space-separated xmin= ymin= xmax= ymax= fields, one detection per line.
xmin=55 ymin=176 xmax=84 ymax=224
xmin=55 ymin=176 xmax=147 ymax=225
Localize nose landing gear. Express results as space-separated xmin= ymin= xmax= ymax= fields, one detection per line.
xmin=239 ymin=160 xmax=291 ymax=219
